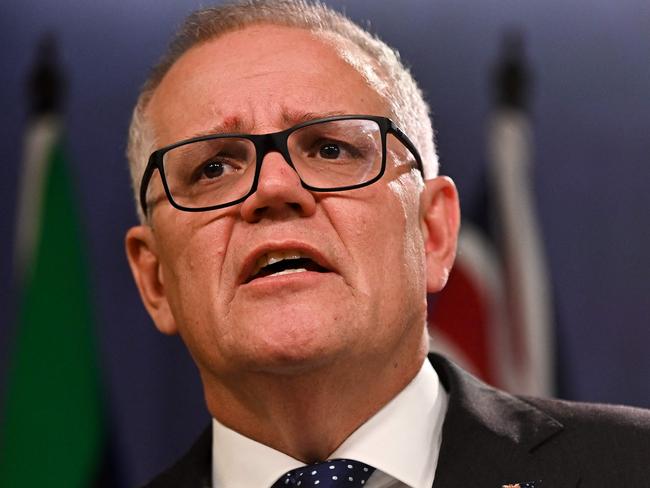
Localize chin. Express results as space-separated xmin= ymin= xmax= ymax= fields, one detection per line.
xmin=238 ymin=316 xmax=350 ymax=375
xmin=250 ymin=348 xmax=338 ymax=376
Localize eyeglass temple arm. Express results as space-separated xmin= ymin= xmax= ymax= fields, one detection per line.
xmin=139 ymin=156 xmax=159 ymax=217
xmin=387 ymin=121 xmax=425 ymax=177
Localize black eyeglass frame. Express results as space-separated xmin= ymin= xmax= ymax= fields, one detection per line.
xmin=139 ymin=114 xmax=424 ymax=216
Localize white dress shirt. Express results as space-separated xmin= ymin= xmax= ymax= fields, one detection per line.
xmin=212 ymin=359 xmax=448 ymax=488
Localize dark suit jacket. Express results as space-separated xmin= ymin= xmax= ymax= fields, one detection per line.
xmin=141 ymin=353 xmax=650 ymax=487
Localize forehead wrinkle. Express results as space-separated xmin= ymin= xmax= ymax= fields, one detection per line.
xmin=187 ymin=108 xmax=358 ymax=140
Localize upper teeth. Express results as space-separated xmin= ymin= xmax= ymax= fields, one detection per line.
xmin=251 ymin=251 xmax=308 ymax=277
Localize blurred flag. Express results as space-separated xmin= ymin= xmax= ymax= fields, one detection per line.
xmin=429 ymin=31 xmax=555 ymax=397
xmin=0 ymin=36 xmax=106 ymax=486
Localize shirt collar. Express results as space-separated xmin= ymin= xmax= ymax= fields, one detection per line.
xmin=330 ymin=359 xmax=448 ymax=487
xmin=212 ymin=359 xmax=448 ymax=488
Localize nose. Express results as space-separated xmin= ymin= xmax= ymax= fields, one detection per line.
xmin=239 ymin=151 xmax=317 ymax=223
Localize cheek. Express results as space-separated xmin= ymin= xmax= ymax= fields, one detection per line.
xmin=156 ymin=214 xmax=233 ymax=326
xmin=333 ymin=175 xmax=425 ymax=291
xmin=387 ymin=174 xmax=426 ymax=285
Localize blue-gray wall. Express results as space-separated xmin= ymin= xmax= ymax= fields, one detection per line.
xmin=1 ymin=1 xmax=648 ymax=485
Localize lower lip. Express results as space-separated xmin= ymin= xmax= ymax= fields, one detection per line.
xmin=241 ymin=269 xmax=334 ymax=291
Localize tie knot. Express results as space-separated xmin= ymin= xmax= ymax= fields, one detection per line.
xmin=272 ymin=458 xmax=376 ymax=487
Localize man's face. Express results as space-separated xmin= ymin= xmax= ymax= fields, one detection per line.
xmin=128 ymin=25 xmax=456 ymax=382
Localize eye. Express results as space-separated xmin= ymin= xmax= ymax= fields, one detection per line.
xmin=202 ymin=160 xmax=228 ymax=179
xmin=319 ymin=143 xmax=341 ymax=159
xmin=197 ymin=158 xmax=241 ymax=181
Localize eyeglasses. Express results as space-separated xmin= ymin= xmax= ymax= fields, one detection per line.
xmin=139 ymin=115 xmax=424 ymax=215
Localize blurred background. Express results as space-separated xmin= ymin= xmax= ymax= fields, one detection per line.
xmin=1 ymin=0 xmax=648 ymax=486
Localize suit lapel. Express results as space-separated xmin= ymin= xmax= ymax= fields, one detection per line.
xmin=429 ymin=353 xmax=579 ymax=488
xmin=140 ymin=426 xmax=212 ymax=488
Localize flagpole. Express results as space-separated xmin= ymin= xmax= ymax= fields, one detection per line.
xmin=488 ymin=31 xmax=556 ymax=397
xmin=13 ymin=34 xmax=64 ymax=286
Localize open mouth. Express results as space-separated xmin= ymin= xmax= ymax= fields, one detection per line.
xmin=245 ymin=251 xmax=329 ymax=283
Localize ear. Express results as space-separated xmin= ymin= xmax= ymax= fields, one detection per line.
xmin=125 ymin=225 xmax=178 ymax=335
xmin=420 ymin=176 xmax=460 ymax=293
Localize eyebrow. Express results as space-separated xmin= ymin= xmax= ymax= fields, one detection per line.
xmin=187 ymin=109 xmax=350 ymax=139
xmin=189 ymin=116 xmax=250 ymax=138
xmin=280 ymin=109 xmax=349 ymax=127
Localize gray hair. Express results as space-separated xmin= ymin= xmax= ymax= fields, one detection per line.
xmin=127 ymin=0 xmax=438 ymax=222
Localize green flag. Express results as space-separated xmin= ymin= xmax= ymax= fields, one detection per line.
xmin=1 ymin=116 xmax=103 ymax=486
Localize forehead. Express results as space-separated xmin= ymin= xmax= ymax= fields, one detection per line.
xmin=146 ymin=24 xmax=389 ymax=145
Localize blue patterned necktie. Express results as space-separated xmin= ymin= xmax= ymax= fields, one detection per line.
xmin=271 ymin=459 xmax=376 ymax=487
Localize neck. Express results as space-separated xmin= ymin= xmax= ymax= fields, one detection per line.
xmin=202 ymin=336 xmax=428 ymax=462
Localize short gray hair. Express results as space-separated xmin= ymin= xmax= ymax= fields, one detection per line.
xmin=127 ymin=0 xmax=438 ymax=222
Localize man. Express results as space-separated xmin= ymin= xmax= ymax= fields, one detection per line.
xmin=125 ymin=1 xmax=650 ymax=487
